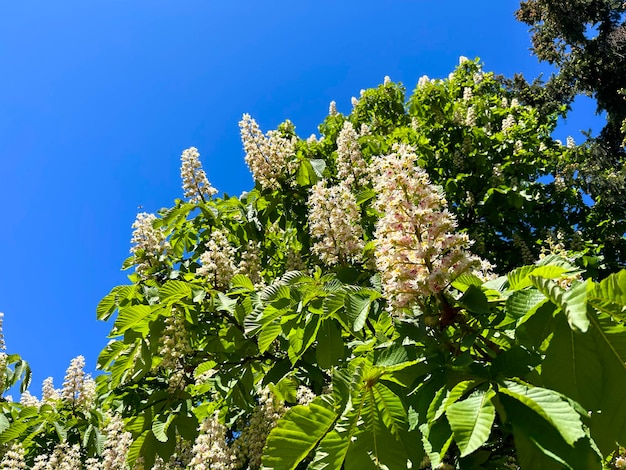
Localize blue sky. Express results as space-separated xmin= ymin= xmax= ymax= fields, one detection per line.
xmin=0 ymin=1 xmax=602 ymax=397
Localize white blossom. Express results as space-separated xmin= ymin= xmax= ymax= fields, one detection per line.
xmin=371 ymin=143 xmax=478 ymax=311
xmin=0 ymin=313 xmax=5 ymax=351
xmin=336 ymin=121 xmax=368 ymax=188
xmin=351 ymin=96 xmax=359 ymax=107
xmin=383 ymin=75 xmax=391 ymax=85
xmin=329 ymin=100 xmax=338 ymax=116
xmin=61 ymin=355 xmax=87 ymax=404
xmin=502 ymin=114 xmax=516 ymax=133
xmin=42 ymin=377 xmax=60 ymax=403
xmin=307 ymin=181 xmax=364 ymax=265
xmin=197 ymin=228 xmax=236 ymax=289
xmin=0 ymin=443 xmax=26 ymax=469
xmin=465 ymin=106 xmax=477 ymax=127
xmin=418 ymin=75 xmax=430 ymax=88
xmin=20 ymin=390 xmax=40 ymax=408
xmin=566 ymin=136 xmax=576 ymax=148
xmin=239 ymin=114 xmax=297 ymax=190
xmin=232 ymin=388 xmax=286 ymax=469
xmin=130 ymin=212 xmax=169 ymax=276
xmin=181 ymin=146 xmax=218 ymax=203
xmin=463 ymin=87 xmax=473 ymax=101
xmin=189 ymin=413 xmax=235 ymax=470
xmin=459 ymin=55 xmax=469 ymax=65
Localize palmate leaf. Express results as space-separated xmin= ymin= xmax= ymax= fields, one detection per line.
xmin=500 ymin=392 xmax=601 ymax=469
xmin=530 ymin=276 xmax=590 ymax=333
xmin=445 ymin=388 xmax=496 ymax=457
xmin=587 ymin=312 xmax=626 ymax=454
xmin=263 ymin=398 xmax=338 ymax=470
xmin=499 ymin=381 xmax=586 ymax=446
xmin=588 ymin=270 xmax=626 ymax=321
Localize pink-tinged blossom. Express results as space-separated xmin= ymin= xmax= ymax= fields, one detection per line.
xmin=239 ymin=114 xmax=297 ymax=190
xmin=180 ymin=147 xmax=218 ymax=203
xmin=307 ymin=181 xmax=364 ymax=266
xmin=371 ymin=143 xmax=478 ymax=311
xmin=336 ymin=121 xmax=368 ymax=188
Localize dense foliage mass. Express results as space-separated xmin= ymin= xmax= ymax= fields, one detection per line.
xmin=514 ymin=0 xmax=626 ymax=270
xmin=0 ymin=57 xmax=625 ymax=469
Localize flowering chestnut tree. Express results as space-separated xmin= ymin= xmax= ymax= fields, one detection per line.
xmin=1 ymin=59 xmax=626 ymax=469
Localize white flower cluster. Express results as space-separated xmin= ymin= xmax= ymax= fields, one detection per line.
xmin=42 ymin=377 xmax=60 ymax=403
xmin=130 ymin=212 xmax=169 ymax=276
xmin=501 ymin=114 xmax=516 ymax=133
xmin=307 ymin=181 xmax=364 ymax=266
xmin=0 ymin=353 xmax=7 ymax=392
xmin=296 ymin=386 xmax=316 ymax=406
xmin=232 ymin=388 xmax=286 ymax=469
xmin=465 ymin=106 xmax=477 ymax=127
xmin=180 ymin=146 xmax=218 ymax=203
xmin=0 ymin=443 xmax=26 ymax=469
xmin=32 ymin=443 xmax=81 ymax=470
xmin=189 ymin=413 xmax=235 ymax=470
xmin=197 ymin=229 xmax=236 ymax=289
xmin=336 ymin=121 xmax=368 ymax=188
xmin=159 ymin=308 xmax=191 ymax=373
xmin=371 ymin=143 xmax=478 ymax=311
xmin=329 ymin=101 xmax=338 ymax=116
xmin=0 ymin=313 xmax=5 ymax=351
xmin=89 ymin=413 xmax=133 ymax=470
xmin=20 ymin=390 xmax=40 ymax=408
xmin=61 ymin=355 xmax=90 ymax=405
xmin=418 ymin=75 xmax=430 ymax=88
xmin=239 ymin=114 xmax=297 ymax=190
xmin=236 ymin=240 xmax=263 ymax=286
xmin=463 ymin=87 xmax=473 ymax=101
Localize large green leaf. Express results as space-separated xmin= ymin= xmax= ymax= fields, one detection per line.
xmin=500 ymin=393 xmax=601 ymax=469
xmin=586 ymin=312 xmax=626 ymax=454
xmin=113 ymin=305 xmax=152 ymax=334
xmin=316 ymin=319 xmax=344 ymax=369
xmin=588 ymin=270 xmax=626 ymax=321
xmin=530 ymin=276 xmax=590 ymax=333
xmin=445 ymin=388 xmax=496 ymax=457
xmin=263 ymin=398 xmax=338 ymax=470
xmin=499 ymin=381 xmax=586 ymax=446
xmin=158 ymin=280 xmax=192 ymax=303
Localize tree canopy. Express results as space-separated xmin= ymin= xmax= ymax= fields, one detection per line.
xmin=0 ymin=55 xmax=625 ymax=469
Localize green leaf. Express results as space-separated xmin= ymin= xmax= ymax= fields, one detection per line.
xmin=499 ymin=381 xmax=586 ymax=446
xmin=159 ymin=280 xmax=192 ymax=303
xmin=445 ymin=388 xmax=496 ymax=457
xmin=504 ymin=289 xmax=547 ymax=326
xmin=508 ymin=265 xmax=567 ymax=291
xmin=588 ymin=270 xmax=626 ymax=321
xmin=530 ymin=276 xmax=590 ymax=333
xmin=113 ymin=305 xmax=152 ymax=334
xmin=263 ymin=398 xmax=338 ymax=470
xmin=316 ymin=319 xmax=344 ymax=369
xmin=344 ymin=293 xmax=371 ymax=332
xmin=258 ymin=321 xmax=282 ymax=354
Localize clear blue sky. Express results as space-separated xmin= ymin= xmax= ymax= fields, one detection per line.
xmin=0 ymin=1 xmax=602 ymax=397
